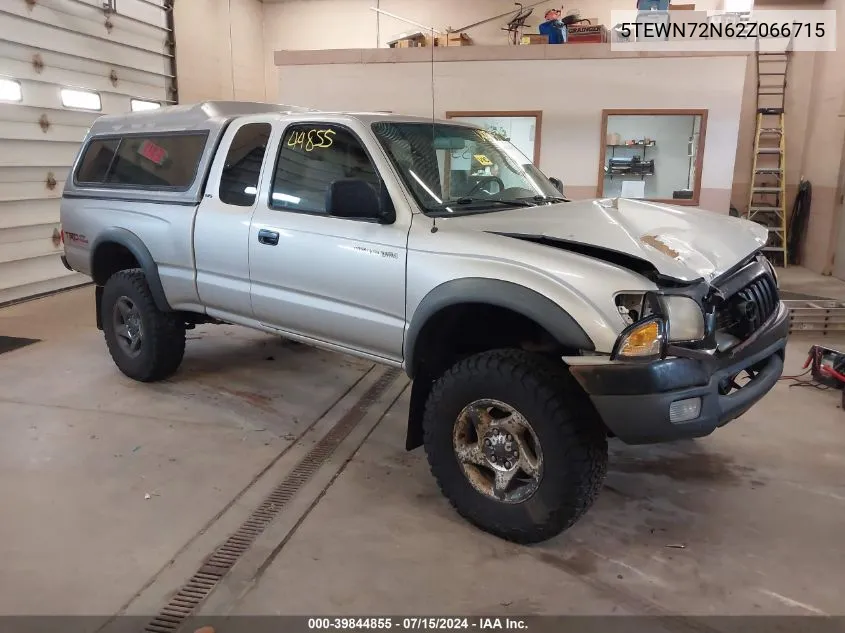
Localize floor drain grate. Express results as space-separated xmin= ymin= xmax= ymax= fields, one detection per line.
xmin=144 ymin=368 xmax=401 ymax=633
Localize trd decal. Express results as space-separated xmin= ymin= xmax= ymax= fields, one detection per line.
xmin=64 ymin=231 xmax=89 ymax=245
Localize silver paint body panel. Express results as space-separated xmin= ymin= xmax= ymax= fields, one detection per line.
xmin=60 ymin=101 xmax=768 ymax=366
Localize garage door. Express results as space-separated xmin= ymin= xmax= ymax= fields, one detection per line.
xmin=0 ymin=0 xmax=175 ymax=305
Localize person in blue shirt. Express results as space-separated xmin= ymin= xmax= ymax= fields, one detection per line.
xmin=539 ymin=9 xmax=567 ymax=43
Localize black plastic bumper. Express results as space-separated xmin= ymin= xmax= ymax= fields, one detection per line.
xmin=60 ymin=255 xmax=73 ymax=271
xmin=569 ymin=302 xmax=789 ymax=444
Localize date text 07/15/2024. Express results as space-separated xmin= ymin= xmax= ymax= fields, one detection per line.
xmin=307 ymin=618 xmax=528 ymax=630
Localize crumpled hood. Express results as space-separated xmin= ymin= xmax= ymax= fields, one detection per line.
xmin=441 ymin=198 xmax=768 ymax=283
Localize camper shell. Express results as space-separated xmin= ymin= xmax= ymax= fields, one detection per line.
xmin=64 ymin=102 xmax=320 ymax=206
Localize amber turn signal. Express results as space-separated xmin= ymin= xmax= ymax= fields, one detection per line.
xmin=613 ymin=317 xmax=665 ymax=360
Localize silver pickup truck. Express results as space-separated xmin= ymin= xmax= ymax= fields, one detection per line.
xmin=60 ymin=101 xmax=788 ymax=544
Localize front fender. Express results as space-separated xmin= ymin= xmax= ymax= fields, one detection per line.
xmin=403 ymin=278 xmax=594 ymax=379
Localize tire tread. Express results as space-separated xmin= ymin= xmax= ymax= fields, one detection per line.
xmin=102 ymin=268 xmax=185 ymax=382
xmin=423 ymin=349 xmax=607 ymax=544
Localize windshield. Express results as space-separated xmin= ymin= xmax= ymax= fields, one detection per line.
xmin=371 ymin=121 xmax=562 ymax=216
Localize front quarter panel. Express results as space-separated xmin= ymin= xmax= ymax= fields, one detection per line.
xmin=405 ymin=215 xmax=659 ymax=357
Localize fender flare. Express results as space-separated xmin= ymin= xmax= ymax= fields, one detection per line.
xmin=403 ymin=278 xmax=594 ymax=378
xmin=89 ymin=227 xmax=173 ymax=313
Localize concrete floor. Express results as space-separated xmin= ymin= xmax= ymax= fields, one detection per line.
xmin=1 ymin=286 xmax=844 ymax=620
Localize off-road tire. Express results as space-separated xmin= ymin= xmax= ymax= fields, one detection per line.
xmin=423 ymin=349 xmax=608 ymax=544
xmin=101 ymin=268 xmax=186 ymax=382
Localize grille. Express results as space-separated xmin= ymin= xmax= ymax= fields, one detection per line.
xmin=717 ymin=271 xmax=780 ymax=340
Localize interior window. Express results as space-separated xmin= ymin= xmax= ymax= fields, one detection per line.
xmin=270 ymin=124 xmax=379 ymax=214
xmin=75 ymin=139 xmax=120 ymax=184
xmin=105 ymin=133 xmax=208 ymax=189
xmin=219 ymin=123 xmax=272 ymax=206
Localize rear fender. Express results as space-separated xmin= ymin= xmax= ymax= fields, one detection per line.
xmin=90 ymin=228 xmax=172 ymax=314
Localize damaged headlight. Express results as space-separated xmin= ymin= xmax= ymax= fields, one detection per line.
xmin=663 ymin=296 xmax=705 ymax=342
xmin=614 ymin=293 xmax=705 ymax=353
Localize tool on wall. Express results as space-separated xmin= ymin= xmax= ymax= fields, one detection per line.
xmin=502 ymin=3 xmax=536 ymax=45
xmin=744 ymin=45 xmax=791 ymax=267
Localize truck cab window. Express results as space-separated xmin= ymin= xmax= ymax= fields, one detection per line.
xmin=219 ymin=123 xmax=272 ymax=206
xmin=270 ymin=124 xmax=379 ymax=214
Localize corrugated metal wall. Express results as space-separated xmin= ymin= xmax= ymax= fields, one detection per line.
xmin=0 ymin=0 xmax=175 ymax=305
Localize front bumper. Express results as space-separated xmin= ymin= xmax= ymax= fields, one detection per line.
xmin=569 ymin=301 xmax=789 ymax=444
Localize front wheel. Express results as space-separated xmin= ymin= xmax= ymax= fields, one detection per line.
xmin=101 ymin=269 xmax=186 ymax=382
xmin=422 ymin=349 xmax=608 ymax=544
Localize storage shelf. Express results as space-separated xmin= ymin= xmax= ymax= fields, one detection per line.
xmin=606 ymin=142 xmax=656 ymax=147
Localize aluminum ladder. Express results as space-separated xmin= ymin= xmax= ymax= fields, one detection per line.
xmin=745 ymin=50 xmax=790 ymax=266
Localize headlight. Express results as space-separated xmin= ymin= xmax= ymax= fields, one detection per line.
xmin=612 ymin=316 xmax=666 ymax=361
xmin=663 ymin=296 xmax=705 ymax=342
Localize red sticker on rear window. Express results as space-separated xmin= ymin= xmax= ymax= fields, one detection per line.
xmin=138 ymin=139 xmax=168 ymax=165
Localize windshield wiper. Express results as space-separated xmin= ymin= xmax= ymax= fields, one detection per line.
xmin=452 ymin=197 xmax=535 ymax=208
xmin=527 ymin=195 xmax=568 ymax=204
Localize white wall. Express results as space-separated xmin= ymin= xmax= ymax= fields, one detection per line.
xmin=275 ymin=55 xmax=747 ymax=210
xmin=174 ymin=0 xmax=266 ymax=103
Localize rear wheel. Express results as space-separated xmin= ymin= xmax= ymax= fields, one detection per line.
xmin=423 ymin=349 xmax=607 ymax=544
xmin=101 ymin=269 xmax=186 ymax=382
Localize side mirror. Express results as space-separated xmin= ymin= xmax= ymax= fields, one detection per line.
xmin=548 ymin=177 xmax=564 ymax=194
xmin=325 ymin=178 xmax=392 ymax=223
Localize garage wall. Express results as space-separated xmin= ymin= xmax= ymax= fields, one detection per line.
xmin=275 ymin=52 xmax=747 ymax=212
xmin=261 ymin=0 xmax=722 ymax=100
xmin=730 ymin=0 xmax=845 ymax=274
xmin=174 ymin=0 xmax=266 ymax=103
xmin=0 ymin=0 xmax=173 ymax=305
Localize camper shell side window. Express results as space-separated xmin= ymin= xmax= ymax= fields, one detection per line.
xmin=73 ymin=131 xmax=210 ymax=192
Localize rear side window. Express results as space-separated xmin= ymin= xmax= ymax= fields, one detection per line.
xmin=219 ymin=123 xmax=272 ymax=206
xmin=74 ymin=133 xmax=208 ymax=189
xmin=75 ymin=139 xmax=119 ymax=183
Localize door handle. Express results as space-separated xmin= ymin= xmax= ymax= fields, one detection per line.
xmin=258 ymin=229 xmax=279 ymax=246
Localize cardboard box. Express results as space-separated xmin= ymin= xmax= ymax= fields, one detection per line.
xmin=436 ymin=32 xmax=472 ymax=46
xmin=520 ymin=33 xmax=549 ymax=45
xmin=567 ymin=24 xmax=609 ymax=43
xmin=388 ymin=31 xmax=430 ymax=48
xmin=669 ymin=3 xmax=696 ymax=9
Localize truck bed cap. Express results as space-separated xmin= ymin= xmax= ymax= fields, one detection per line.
xmin=88 ymin=101 xmax=321 ymax=136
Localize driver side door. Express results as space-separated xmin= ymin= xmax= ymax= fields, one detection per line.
xmin=248 ymin=121 xmax=410 ymax=363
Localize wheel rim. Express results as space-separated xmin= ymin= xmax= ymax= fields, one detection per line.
xmin=453 ymin=399 xmax=544 ymax=504
xmin=112 ymin=296 xmax=144 ymax=358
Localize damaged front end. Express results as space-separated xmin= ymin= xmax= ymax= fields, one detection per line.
xmin=613 ymin=252 xmax=781 ymax=363
xmin=494 ymin=230 xmax=781 ymax=364
xmin=564 ymin=250 xmax=787 ymax=444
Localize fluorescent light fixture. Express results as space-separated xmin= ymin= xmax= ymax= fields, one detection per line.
xmin=0 ymin=78 xmax=22 ymax=102
xmin=272 ymin=192 xmax=301 ymax=204
xmin=61 ymin=88 xmax=101 ymax=111
xmin=244 ymin=186 xmax=258 ymax=196
xmin=131 ymin=98 xmax=161 ymax=112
